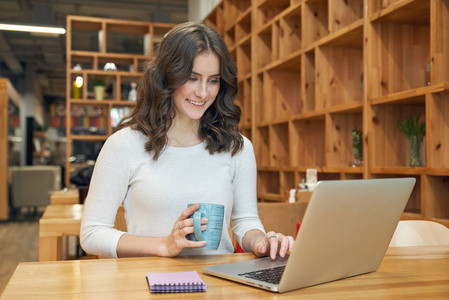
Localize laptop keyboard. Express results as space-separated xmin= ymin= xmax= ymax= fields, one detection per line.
xmin=238 ymin=265 xmax=285 ymax=284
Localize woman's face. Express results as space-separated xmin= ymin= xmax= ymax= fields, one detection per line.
xmin=172 ymin=51 xmax=220 ymax=122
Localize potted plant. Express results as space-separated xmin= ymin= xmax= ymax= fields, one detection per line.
xmin=91 ymin=78 xmax=107 ymax=101
xmin=351 ymin=128 xmax=363 ymax=166
xmin=397 ymin=116 xmax=426 ymax=167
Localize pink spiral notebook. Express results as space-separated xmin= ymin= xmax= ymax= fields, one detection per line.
xmin=146 ymin=271 xmax=207 ymax=293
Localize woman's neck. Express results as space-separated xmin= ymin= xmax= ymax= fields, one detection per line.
xmin=167 ymin=118 xmax=201 ymax=147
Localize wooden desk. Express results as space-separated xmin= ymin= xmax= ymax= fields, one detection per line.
xmin=49 ymin=189 xmax=79 ymax=205
xmin=38 ymin=204 xmax=83 ymax=261
xmin=3 ymin=246 xmax=449 ymax=299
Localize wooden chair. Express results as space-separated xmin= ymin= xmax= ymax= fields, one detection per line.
xmin=389 ymin=220 xmax=449 ymax=247
xmin=114 ymin=206 xmax=127 ymax=232
xmin=229 ymin=202 xmax=309 ymax=252
xmin=257 ymin=202 xmax=308 ymax=237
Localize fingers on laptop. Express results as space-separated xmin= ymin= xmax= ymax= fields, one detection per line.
xmin=266 ymin=232 xmax=295 ymax=259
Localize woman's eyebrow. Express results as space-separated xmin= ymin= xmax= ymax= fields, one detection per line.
xmin=192 ymin=71 xmax=220 ymax=77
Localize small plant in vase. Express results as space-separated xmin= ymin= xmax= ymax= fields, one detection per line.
xmin=397 ymin=116 xmax=426 ymax=167
xmin=351 ymin=128 xmax=363 ymax=166
xmin=91 ymin=78 xmax=107 ymax=101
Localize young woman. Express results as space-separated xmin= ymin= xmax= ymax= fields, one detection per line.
xmin=80 ymin=22 xmax=295 ymax=259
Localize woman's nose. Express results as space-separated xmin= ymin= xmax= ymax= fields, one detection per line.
xmin=195 ymin=81 xmax=208 ymax=99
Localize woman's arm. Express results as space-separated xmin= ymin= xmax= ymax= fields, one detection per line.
xmin=116 ymin=204 xmax=207 ymax=257
xmin=232 ymin=137 xmax=295 ymax=259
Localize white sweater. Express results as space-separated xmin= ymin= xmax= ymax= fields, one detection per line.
xmin=80 ymin=127 xmax=265 ymax=258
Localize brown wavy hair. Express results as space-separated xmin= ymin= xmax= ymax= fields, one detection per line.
xmin=116 ymin=22 xmax=243 ymax=160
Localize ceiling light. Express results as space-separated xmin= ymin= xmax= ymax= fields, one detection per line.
xmin=0 ymin=23 xmax=65 ymax=34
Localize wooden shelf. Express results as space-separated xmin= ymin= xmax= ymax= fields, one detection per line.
xmin=205 ymin=0 xmax=449 ymax=227
xmin=65 ymin=15 xmax=176 ymax=187
xmin=0 ymin=79 xmax=20 ymax=220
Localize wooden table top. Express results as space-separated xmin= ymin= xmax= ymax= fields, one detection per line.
xmin=40 ymin=204 xmax=83 ymax=220
xmin=39 ymin=204 xmax=83 ymax=239
xmin=49 ymin=189 xmax=79 ymax=205
xmin=2 ymin=245 xmax=449 ymax=299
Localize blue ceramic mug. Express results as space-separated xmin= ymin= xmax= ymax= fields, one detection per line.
xmin=187 ymin=203 xmax=224 ymax=250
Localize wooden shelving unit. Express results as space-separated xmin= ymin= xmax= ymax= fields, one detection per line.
xmin=65 ymin=16 xmax=176 ymax=187
xmin=204 ymin=0 xmax=449 ymax=227
xmin=0 ymin=79 xmax=20 ymax=221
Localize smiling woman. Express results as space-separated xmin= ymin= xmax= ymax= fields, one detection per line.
xmin=169 ymin=51 xmax=221 ymax=146
xmin=79 ymin=22 xmax=295 ymax=261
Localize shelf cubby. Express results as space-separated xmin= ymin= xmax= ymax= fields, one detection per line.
xmin=326 ymin=112 xmax=363 ymax=167
xmin=290 ymin=117 xmax=325 ymax=167
xmin=110 ymin=106 xmax=133 ymax=129
xmin=319 ymin=19 xmax=363 ymax=49
xmin=240 ymin=127 xmax=252 ymax=141
xmin=316 ymin=46 xmax=363 ymax=110
xmin=424 ymin=175 xmax=449 ymax=221
xmin=236 ymin=7 xmax=252 ymax=43
xmin=204 ymin=2 xmax=224 ymax=35
xmin=118 ymin=74 xmax=141 ymax=101
xmin=329 ymin=0 xmax=363 ymax=33
xmin=70 ymin=103 xmax=109 ymax=136
xmin=369 ymin=95 xmax=426 ymax=168
xmin=70 ymin=20 xmax=102 ymax=52
xmin=281 ymin=171 xmax=296 ymax=195
xmin=255 ymin=73 xmax=265 ymax=123
xmin=368 ymin=17 xmax=430 ymax=98
xmin=368 ymin=0 xmax=430 ymax=23
xmin=302 ymin=49 xmax=316 ymax=113
xmin=236 ymin=78 xmax=252 ymax=127
xmin=152 ymin=25 xmax=174 ymax=55
xmin=106 ymin=25 xmax=149 ymax=55
xmin=263 ymin=56 xmax=302 ymax=120
xmin=256 ymin=25 xmax=273 ymax=69
xmin=257 ymin=170 xmax=281 ymax=195
xmin=427 ymin=92 xmax=449 ymax=169
xmin=224 ymin=25 xmax=236 ymax=49
xmin=223 ymin=0 xmax=251 ymax=30
xmin=303 ymin=0 xmax=330 ymax=45
xmin=70 ymin=54 xmax=94 ymax=70
xmin=343 ymin=172 xmax=364 ymax=180
xmin=69 ymin=140 xmax=105 ymax=169
xmin=316 ymin=172 xmax=342 ymax=181
xmin=270 ymin=122 xmax=289 ymax=167
xmin=279 ymin=5 xmax=302 ymax=59
xmin=237 ymin=39 xmax=251 ymax=78
xmin=86 ymin=73 xmax=117 ymax=101
xmin=255 ymin=126 xmax=270 ymax=167
xmin=431 ymin=0 xmax=449 ymax=85
xmin=256 ymin=0 xmax=291 ymax=28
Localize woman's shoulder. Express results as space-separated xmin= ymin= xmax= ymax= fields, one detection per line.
xmin=231 ymin=134 xmax=254 ymax=159
xmin=107 ymin=126 xmax=146 ymax=147
xmin=241 ymin=134 xmax=254 ymax=152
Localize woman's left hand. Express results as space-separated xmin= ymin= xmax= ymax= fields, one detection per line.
xmin=252 ymin=231 xmax=295 ymax=260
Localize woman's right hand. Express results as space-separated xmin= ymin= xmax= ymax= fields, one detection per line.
xmin=161 ymin=203 xmax=208 ymax=257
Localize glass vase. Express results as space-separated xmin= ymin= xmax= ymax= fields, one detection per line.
xmin=352 ymin=131 xmax=363 ymax=166
xmin=408 ymin=136 xmax=424 ymax=167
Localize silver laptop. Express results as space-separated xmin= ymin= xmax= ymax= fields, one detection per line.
xmin=202 ymin=178 xmax=416 ymax=293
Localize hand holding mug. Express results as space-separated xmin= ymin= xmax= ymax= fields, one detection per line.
xmin=163 ymin=204 xmax=208 ymax=257
xmin=187 ymin=203 xmax=225 ymax=250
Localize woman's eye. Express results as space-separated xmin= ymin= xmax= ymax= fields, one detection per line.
xmin=209 ymin=78 xmax=220 ymax=84
xmin=189 ymin=77 xmax=197 ymax=81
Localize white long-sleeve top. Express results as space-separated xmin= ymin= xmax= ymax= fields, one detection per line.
xmin=80 ymin=127 xmax=265 ymax=258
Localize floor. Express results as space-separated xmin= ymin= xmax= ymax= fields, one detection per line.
xmin=0 ymin=213 xmax=40 ymax=295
